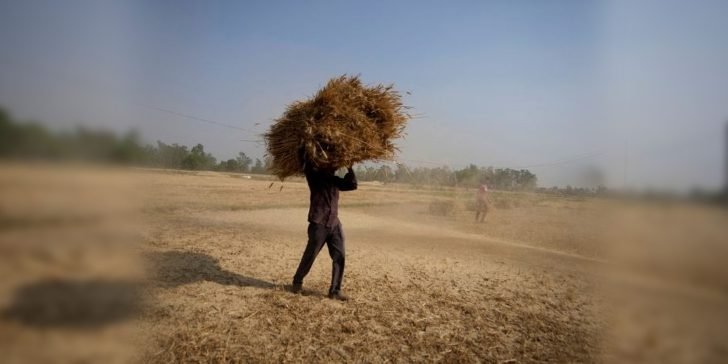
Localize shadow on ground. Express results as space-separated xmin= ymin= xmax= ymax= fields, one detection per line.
xmin=1 ymin=279 xmax=143 ymax=328
xmin=146 ymin=251 xmax=276 ymax=289
xmin=1 ymin=251 xmax=278 ymax=329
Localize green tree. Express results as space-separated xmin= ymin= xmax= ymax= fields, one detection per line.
xmin=0 ymin=107 xmax=18 ymax=156
xmin=111 ymin=130 xmax=146 ymax=164
xmin=156 ymin=141 xmax=189 ymax=169
xmin=250 ymin=158 xmax=265 ymax=174
xmin=182 ymin=143 xmax=216 ymax=170
xmin=236 ymin=152 xmax=252 ymax=172
xmin=454 ymin=164 xmax=480 ymax=187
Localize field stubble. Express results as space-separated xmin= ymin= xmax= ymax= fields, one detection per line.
xmin=0 ymin=165 xmax=726 ymax=363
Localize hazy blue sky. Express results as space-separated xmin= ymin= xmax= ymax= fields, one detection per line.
xmin=1 ymin=0 xmax=726 ymax=190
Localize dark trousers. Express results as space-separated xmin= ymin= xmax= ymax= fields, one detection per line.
xmin=293 ymin=223 xmax=346 ymax=294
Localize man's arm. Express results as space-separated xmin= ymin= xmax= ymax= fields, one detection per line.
xmin=331 ymin=167 xmax=357 ymax=191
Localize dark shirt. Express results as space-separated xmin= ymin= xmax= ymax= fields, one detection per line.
xmin=305 ymin=166 xmax=357 ymax=227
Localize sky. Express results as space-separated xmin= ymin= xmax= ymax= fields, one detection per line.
xmin=0 ymin=0 xmax=726 ymax=190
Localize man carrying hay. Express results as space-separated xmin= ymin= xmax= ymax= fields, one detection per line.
xmin=264 ymin=75 xmax=410 ymax=300
xmin=475 ymin=182 xmax=490 ymax=223
xmin=291 ymin=164 xmax=357 ymax=300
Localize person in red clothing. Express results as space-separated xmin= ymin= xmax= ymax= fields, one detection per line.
xmin=475 ymin=182 xmax=489 ymax=223
xmin=291 ymin=164 xmax=357 ymax=301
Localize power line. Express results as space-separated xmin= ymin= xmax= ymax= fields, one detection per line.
xmin=137 ymin=103 xmax=260 ymax=134
xmin=0 ymin=57 xmax=264 ymax=135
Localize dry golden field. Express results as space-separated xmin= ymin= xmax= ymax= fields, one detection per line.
xmin=0 ymin=164 xmax=726 ymax=363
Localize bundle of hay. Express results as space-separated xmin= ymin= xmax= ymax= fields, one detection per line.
xmin=264 ymin=75 xmax=410 ymax=179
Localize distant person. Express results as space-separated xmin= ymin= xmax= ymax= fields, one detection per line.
xmin=291 ymin=164 xmax=357 ymax=301
xmin=475 ymin=183 xmax=489 ymax=223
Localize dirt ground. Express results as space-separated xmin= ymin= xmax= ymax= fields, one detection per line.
xmin=0 ymin=164 xmax=726 ymax=363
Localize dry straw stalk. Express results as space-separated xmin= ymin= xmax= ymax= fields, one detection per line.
xmin=264 ymin=75 xmax=410 ymax=179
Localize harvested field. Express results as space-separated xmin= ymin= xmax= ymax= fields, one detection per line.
xmin=0 ymin=164 xmax=726 ymax=363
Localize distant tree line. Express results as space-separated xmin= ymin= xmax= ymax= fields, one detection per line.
xmin=354 ymin=163 xmax=538 ymax=190
xmin=0 ymin=107 xmax=270 ymax=173
xmin=536 ymin=185 xmax=608 ymax=197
